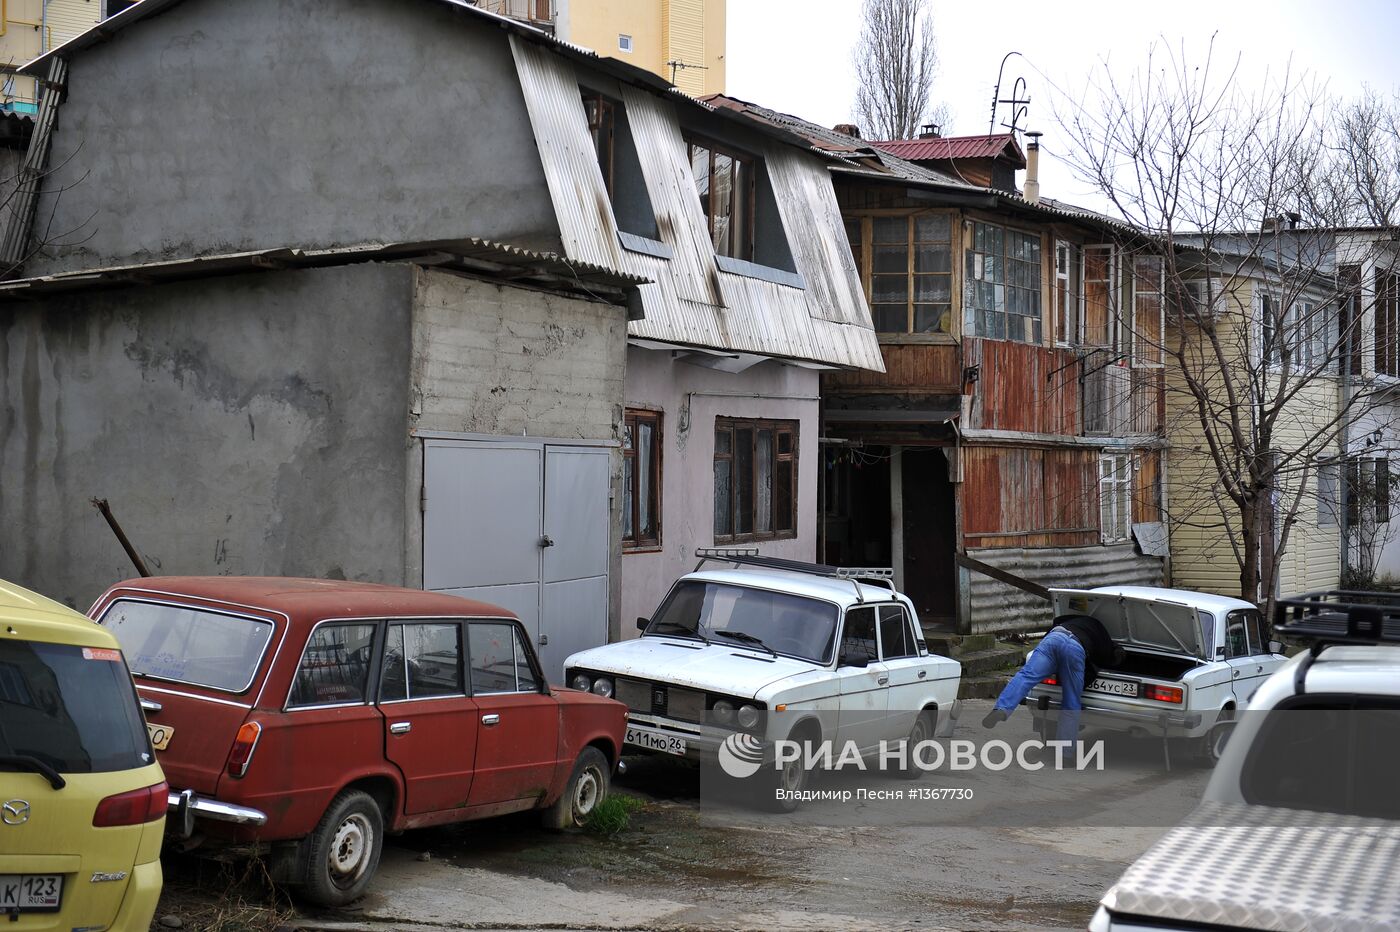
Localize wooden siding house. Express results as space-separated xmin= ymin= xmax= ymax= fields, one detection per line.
xmin=712 ymin=99 xmax=1169 ymax=633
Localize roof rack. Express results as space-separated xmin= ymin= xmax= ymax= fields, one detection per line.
xmin=1274 ymin=591 xmax=1400 ymax=694
xmin=692 ymin=548 xmax=897 ymax=602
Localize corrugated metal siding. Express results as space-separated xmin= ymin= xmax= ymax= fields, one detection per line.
xmin=511 ymin=35 xmax=883 ymax=371
xmin=967 ymin=544 xmax=1165 ymax=633
xmin=962 ymin=445 xmax=1099 ymax=548
xmin=964 ymin=338 xmax=1080 ymax=434
xmin=823 ymin=343 xmax=961 ymax=392
xmin=44 ymin=0 xmax=98 ymax=49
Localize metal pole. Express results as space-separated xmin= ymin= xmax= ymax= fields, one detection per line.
xmin=91 ymin=498 xmax=151 ymax=577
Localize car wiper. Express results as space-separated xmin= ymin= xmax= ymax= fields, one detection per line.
xmin=0 ymin=755 xmax=66 ymax=790
xmin=713 ymin=630 xmax=777 ymax=658
xmin=649 ymin=622 xmax=710 ymax=645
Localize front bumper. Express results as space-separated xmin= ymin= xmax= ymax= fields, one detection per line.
xmin=168 ymin=787 xmax=268 ymax=839
xmin=624 ymin=713 xmax=728 ymax=760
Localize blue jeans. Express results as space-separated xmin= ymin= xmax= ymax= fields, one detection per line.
xmin=993 ymin=628 xmax=1085 ymax=741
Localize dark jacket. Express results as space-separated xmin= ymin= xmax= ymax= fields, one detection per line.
xmin=1051 ymin=615 xmax=1123 ymax=689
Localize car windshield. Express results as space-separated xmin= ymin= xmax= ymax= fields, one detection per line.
xmin=0 ymin=639 xmax=152 ymax=775
xmin=100 ymin=599 xmax=275 ymax=693
xmin=645 ymin=581 xmax=839 ymax=663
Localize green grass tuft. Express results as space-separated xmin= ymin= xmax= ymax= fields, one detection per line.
xmin=584 ymin=792 xmax=646 ymax=836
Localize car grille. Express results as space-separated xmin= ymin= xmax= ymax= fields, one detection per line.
xmin=616 ymin=677 xmax=706 ymax=723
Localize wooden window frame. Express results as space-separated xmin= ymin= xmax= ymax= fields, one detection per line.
xmin=844 ymin=210 xmax=957 ymax=337
xmin=964 ymin=220 xmax=1043 ymax=345
xmin=623 ymin=408 xmax=662 ymax=551
xmin=713 ymin=417 xmax=798 ymax=544
xmin=1054 ymin=240 xmax=1083 ymax=347
xmin=1131 ymin=254 xmax=1165 ymax=368
xmin=1099 ymin=452 xmax=1133 ymax=544
xmin=583 ymin=93 xmax=616 ymax=198
xmin=1376 ymin=270 xmax=1400 ymax=378
xmin=686 ymin=135 xmax=756 ymax=262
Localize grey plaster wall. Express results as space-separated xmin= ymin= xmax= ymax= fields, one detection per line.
xmin=28 ymin=0 xmax=562 ymax=275
xmin=0 ymin=263 xmax=414 ymax=609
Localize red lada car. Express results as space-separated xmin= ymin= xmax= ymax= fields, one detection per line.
xmin=88 ymin=577 xmax=627 ymax=906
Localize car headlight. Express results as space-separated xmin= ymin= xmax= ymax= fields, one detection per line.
xmin=591 ymin=677 xmax=614 ymax=699
xmin=712 ymin=699 xmax=735 ymax=724
xmin=737 ymin=704 xmax=761 ymax=730
xmin=570 ymin=672 xmax=592 ymax=692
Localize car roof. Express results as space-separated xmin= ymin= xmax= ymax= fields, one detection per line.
xmin=95 ymin=576 xmax=518 ymax=625
xmin=1089 ymin=585 xmax=1257 ymax=614
xmin=681 ymin=567 xmax=902 ymax=606
xmin=0 ymin=577 xmax=119 ymax=649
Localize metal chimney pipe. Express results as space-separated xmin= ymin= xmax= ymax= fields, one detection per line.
xmin=1024 ymin=131 xmax=1042 ymax=205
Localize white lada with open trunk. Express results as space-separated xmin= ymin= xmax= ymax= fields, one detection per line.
xmin=1025 ymin=586 xmax=1286 ymax=763
xmin=564 ymin=552 xmax=963 ymax=801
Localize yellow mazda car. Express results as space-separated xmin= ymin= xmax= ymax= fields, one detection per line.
xmin=0 ymin=578 xmax=165 ymax=930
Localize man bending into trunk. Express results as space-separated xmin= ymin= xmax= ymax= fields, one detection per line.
xmin=982 ymin=615 xmax=1123 ymax=740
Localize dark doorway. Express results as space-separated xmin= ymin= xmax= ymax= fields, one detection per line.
xmin=820 ymin=444 xmax=891 ymax=567
xmin=901 ymin=448 xmax=956 ymax=630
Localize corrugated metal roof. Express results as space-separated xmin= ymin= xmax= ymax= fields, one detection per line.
xmin=869 ymin=134 xmax=1025 ymax=167
xmin=511 ymin=37 xmax=883 ymax=371
xmin=0 ymin=237 xmax=646 ymax=301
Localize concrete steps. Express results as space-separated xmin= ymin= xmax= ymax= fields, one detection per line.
xmin=923 ymin=632 xmax=1028 ymax=700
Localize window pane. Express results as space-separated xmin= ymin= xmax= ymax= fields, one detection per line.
xmin=714 ymin=456 xmax=732 ymax=536
xmin=103 ymin=601 xmax=275 ymax=693
xmin=637 ymin=420 xmax=654 ymax=538
xmin=775 ymin=458 xmax=793 ymax=532
xmin=731 ymin=158 xmax=750 ymax=259
xmin=404 ymin=623 xmax=463 ymax=698
xmin=711 ymin=151 xmax=733 ymax=255
xmin=380 ymin=625 xmax=407 ymax=702
xmin=873 ymin=304 xmax=908 ymax=333
xmin=914 ymin=304 xmax=951 ymax=333
xmin=777 ymin=431 xmax=793 ymax=455
xmin=841 ymin=607 xmax=878 ymax=662
xmin=468 ymin=622 xmax=518 ymax=695
xmin=915 ymin=213 xmax=950 ymax=241
xmin=735 ymin=428 xmax=754 ymax=535
xmin=914 ymin=276 xmax=951 ymax=302
xmin=715 ymin=426 xmax=732 ymax=455
xmin=622 ymin=455 xmax=635 ymax=540
xmin=290 ymin=623 xmax=376 ymax=707
xmin=872 ymin=273 xmax=909 ymax=305
xmin=872 ymin=217 xmax=906 ymax=244
xmin=878 ymin=606 xmax=914 ymax=659
xmin=690 ymin=144 xmax=711 ymax=217
xmin=756 ymin=429 xmax=773 ymax=533
xmin=513 ymin=628 xmax=540 ymax=692
xmin=872 ymin=245 xmax=909 ymax=274
xmin=914 ymin=244 xmax=951 ymax=273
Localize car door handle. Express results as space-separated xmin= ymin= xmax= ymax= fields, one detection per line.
xmin=918 ymin=670 xmax=927 ymax=679
xmin=1232 ymin=670 xmax=1240 ymax=678
xmin=482 ymin=714 xmax=501 ymax=726
xmin=140 ymin=697 xmax=162 ymax=714
xmin=389 ymin=722 xmax=412 ymax=735
xmin=877 ymin=675 xmax=890 ymax=686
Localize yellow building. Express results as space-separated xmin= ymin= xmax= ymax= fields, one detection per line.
xmin=0 ymin=0 xmax=132 ymax=109
xmin=477 ymin=0 xmax=725 ymax=96
xmin=1167 ymin=273 xmax=1342 ymax=601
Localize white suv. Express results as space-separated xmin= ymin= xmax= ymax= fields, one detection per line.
xmin=564 ymin=551 xmax=962 ymax=805
xmin=1091 ymin=591 xmax=1400 ymax=931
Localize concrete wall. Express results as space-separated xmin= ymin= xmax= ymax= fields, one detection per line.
xmin=621 ymin=345 xmax=820 ymax=630
xmin=0 ymin=263 xmax=414 ymax=609
xmin=28 ymin=0 xmax=562 ymax=274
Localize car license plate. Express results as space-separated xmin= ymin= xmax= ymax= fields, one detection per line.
xmin=147 ymin=722 xmax=174 ymax=751
xmin=625 ymin=726 xmax=687 ymax=756
xmin=0 ymin=874 xmax=62 ymax=911
xmin=1086 ymin=676 xmax=1139 ymax=697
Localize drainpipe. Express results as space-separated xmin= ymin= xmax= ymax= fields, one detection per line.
xmin=1024 ymin=131 xmax=1042 ymax=205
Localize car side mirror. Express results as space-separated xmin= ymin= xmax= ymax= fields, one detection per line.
xmin=1269 ymin=639 xmax=1285 ymax=655
xmin=636 ymin=616 xmax=649 ymax=632
xmin=838 ymin=648 xmax=869 ymax=669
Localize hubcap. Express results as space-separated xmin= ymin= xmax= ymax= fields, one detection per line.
xmin=328 ymin=813 xmax=373 ymax=886
xmin=574 ymin=768 xmax=601 ymax=819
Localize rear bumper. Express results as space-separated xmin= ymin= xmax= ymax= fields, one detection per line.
xmin=1023 ymin=692 xmax=1203 ymax=737
xmin=168 ymin=787 xmax=267 ymax=838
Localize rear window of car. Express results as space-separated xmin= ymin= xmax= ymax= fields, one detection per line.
xmin=1241 ymin=695 xmax=1400 ymax=820
xmin=0 ymin=639 xmax=152 ymax=774
xmin=100 ymin=599 xmax=275 ymax=693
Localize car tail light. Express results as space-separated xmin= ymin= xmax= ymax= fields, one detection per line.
xmin=1144 ymin=684 xmax=1183 ymax=704
xmin=1041 ymin=676 xmax=1058 ymax=686
xmin=226 ymin=721 xmax=263 ymax=779
xmin=93 ymin=781 xmax=168 ymax=827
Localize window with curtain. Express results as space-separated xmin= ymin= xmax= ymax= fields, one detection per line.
xmin=623 ymin=409 xmax=662 ymax=550
xmin=714 ymin=418 xmax=797 ymax=542
xmin=687 ymin=136 xmax=754 ymax=260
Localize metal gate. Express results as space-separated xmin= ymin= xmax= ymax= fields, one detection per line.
xmin=422 ymin=439 xmax=611 ymax=682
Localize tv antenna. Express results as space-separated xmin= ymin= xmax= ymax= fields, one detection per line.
xmin=667 ymin=60 xmax=709 ymax=84
xmin=988 ymin=51 xmax=1031 ymax=136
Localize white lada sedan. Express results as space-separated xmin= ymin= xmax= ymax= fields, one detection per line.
xmin=564 ymin=551 xmax=962 ymax=804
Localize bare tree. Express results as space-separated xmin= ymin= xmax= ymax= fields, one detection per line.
xmin=851 ymin=0 xmax=947 ymax=140
xmin=1053 ymin=40 xmax=1400 ymax=614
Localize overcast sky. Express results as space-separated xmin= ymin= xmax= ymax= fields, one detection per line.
xmin=727 ymin=0 xmax=1400 ymax=206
